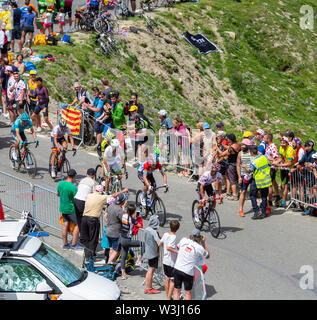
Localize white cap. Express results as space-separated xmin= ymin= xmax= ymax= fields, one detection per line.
xmin=95 ymin=185 xmax=104 ymax=193
xmin=158 ymin=110 xmax=167 ymax=117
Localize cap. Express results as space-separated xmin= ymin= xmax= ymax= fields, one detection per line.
xmin=87 ymin=168 xmax=95 ymax=176
xmin=191 ymin=228 xmax=201 ymax=237
xmin=304 ymin=140 xmax=314 ymax=147
xmin=95 ymin=185 xmax=104 ymax=193
xmin=68 ymin=169 xmax=77 ymax=177
xmin=283 ymin=131 xmax=295 ymax=139
xmin=29 ymin=70 xmax=37 ymax=75
xmin=148 ymin=215 xmax=160 ymax=230
xmin=241 ymin=138 xmax=252 ymax=146
xmin=129 ymin=105 xmax=138 ymax=112
xmin=254 ymin=129 xmax=264 ymax=136
xmin=216 ymin=122 xmax=224 ymax=128
xmin=294 ymin=137 xmax=302 ymax=145
xmin=281 ymin=136 xmax=289 ymax=143
xmin=158 ymin=109 xmax=167 ymax=117
xmin=203 ymin=122 xmax=210 ymax=130
xmin=115 ymin=193 xmax=128 ymax=205
xmin=242 ymin=131 xmax=252 ymax=138
xmin=312 ymin=153 xmax=317 ymax=159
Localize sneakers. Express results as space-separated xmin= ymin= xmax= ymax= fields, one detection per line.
xmin=227 ymin=195 xmax=239 ymax=201
xmin=239 ymin=210 xmax=245 ymax=217
xmin=62 ymin=243 xmax=71 ymax=250
xmin=70 ymin=244 xmax=84 ymax=250
xmin=194 ymin=209 xmax=200 ymax=223
xmin=51 ymin=167 xmax=56 ymax=178
xmin=144 ymin=288 xmax=160 ymax=294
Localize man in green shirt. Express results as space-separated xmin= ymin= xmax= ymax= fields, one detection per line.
xmin=109 ymin=90 xmax=126 ymax=130
xmin=57 ymin=169 xmax=83 ymax=250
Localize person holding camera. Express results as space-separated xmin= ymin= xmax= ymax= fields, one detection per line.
xmin=173 ymin=229 xmax=210 ymax=300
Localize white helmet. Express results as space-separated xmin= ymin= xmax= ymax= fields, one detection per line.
xmin=111 ymin=138 xmax=120 ymax=148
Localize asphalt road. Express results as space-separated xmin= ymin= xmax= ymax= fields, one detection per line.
xmin=1 ymin=117 xmax=317 ymax=300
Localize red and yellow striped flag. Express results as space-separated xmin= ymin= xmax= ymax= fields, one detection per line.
xmin=60 ymin=107 xmax=82 ymax=136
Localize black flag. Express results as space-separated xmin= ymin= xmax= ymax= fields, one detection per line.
xmin=182 ymin=31 xmax=222 ymax=54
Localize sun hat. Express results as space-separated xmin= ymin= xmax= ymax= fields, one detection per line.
xmin=241 ymin=138 xmax=252 ymax=146
xmin=29 ymin=70 xmax=37 ymax=75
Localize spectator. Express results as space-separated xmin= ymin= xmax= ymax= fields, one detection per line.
xmin=0 ymin=23 xmax=9 ymax=59
xmin=21 ymin=6 xmax=36 ymax=50
xmin=26 ymin=70 xmax=38 ymax=116
xmin=201 ymin=122 xmax=216 ymax=170
xmin=125 ymin=92 xmax=144 ymax=117
xmin=87 ymin=0 xmax=100 ymax=15
xmin=57 ymin=169 xmax=83 ymax=250
xmin=105 ymin=192 xmax=129 ymax=268
xmin=109 ymin=90 xmax=126 ymax=130
xmin=173 ymin=229 xmax=210 ymax=300
xmin=144 ymin=214 xmax=161 ymax=294
xmin=81 ymin=185 xmax=128 ymax=262
xmin=101 ymin=77 xmax=112 ymax=102
xmin=158 ymin=220 xmax=180 ymax=300
xmin=32 ymin=77 xmax=53 ymax=131
xmin=263 ymin=133 xmax=280 ymax=207
xmin=158 ymin=109 xmax=173 ymax=163
xmin=296 ymin=140 xmax=316 ymax=167
xmin=254 ymin=129 xmax=266 ymax=155
xmin=217 ymin=133 xmax=241 ymax=200
xmin=56 ymin=7 xmax=66 ymax=35
xmin=158 ymin=109 xmax=173 ymax=132
xmin=5 ymin=66 xmax=16 ymax=124
xmin=9 ymin=71 xmax=26 ymax=119
xmin=60 ymin=0 xmax=73 ymax=33
xmin=73 ymin=168 xmax=98 ymax=233
xmin=20 ymin=0 xmax=38 ymax=23
xmin=249 ymin=145 xmax=272 ymax=220
xmin=119 ymin=203 xmax=143 ymax=280
xmin=14 ymin=54 xmax=25 ymax=76
xmin=69 ymin=82 xmax=92 ymax=109
xmin=273 ymin=137 xmax=296 ymax=207
xmin=216 ymin=121 xmax=224 ymax=133
xmin=236 ymin=138 xmax=252 ymax=217
xmin=42 ymin=6 xmax=54 ymax=35
xmin=98 ymin=100 xmax=113 ymax=137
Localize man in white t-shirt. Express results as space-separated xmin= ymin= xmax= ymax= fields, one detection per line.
xmin=73 ymin=168 xmax=98 ymax=232
xmin=173 ymin=229 xmax=210 ymax=300
xmin=158 ymin=220 xmax=180 ymax=300
xmin=102 ymin=138 xmax=126 ymax=194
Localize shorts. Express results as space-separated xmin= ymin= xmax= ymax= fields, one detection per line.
xmin=34 ymin=103 xmax=49 ymax=116
xmin=11 ymin=28 xmax=22 ymax=40
xmin=280 ymin=169 xmax=290 ymax=185
xmin=59 ymin=21 xmax=65 ymax=25
xmin=173 ymin=268 xmax=194 ymax=291
xmin=240 ymin=175 xmax=251 ymax=191
xmin=270 ymin=168 xmax=277 ymax=181
xmin=196 ymin=183 xmax=214 ymax=199
xmin=29 ymin=100 xmax=37 ymax=113
xmin=103 ymin=160 xmax=122 ymax=177
xmin=44 ymin=23 xmax=53 ymax=28
xmin=64 ymin=6 xmax=72 ymax=18
xmin=11 ymin=130 xmax=27 ymax=142
xmin=137 ymin=171 xmax=157 ymax=188
xmin=94 ymin=121 xmax=105 ymax=134
xmin=51 ymin=136 xmax=66 ymax=150
xmin=148 ymin=256 xmax=159 ymax=269
xmin=228 ymin=162 xmax=238 ymax=186
xmin=163 ymin=264 xmax=174 ymax=279
xmin=107 ymin=236 xmax=120 ymax=251
xmin=62 ymin=213 xmax=78 ymax=224
xmin=23 ymin=26 xmax=34 ymax=34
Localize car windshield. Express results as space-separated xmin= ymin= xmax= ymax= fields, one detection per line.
xmin=33 ymin=243 xmax=82 ymax=286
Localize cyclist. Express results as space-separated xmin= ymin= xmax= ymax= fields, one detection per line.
xmin=102 ymin=138 xmax=127 ymax=194
xmin=194 ymin=163 xmax=222 ymax=223
xmin=137 ymin=153 xmax=168 ymax=207
xmin=50 ymin=118 xmax=76 ymax=178
xmin=10 ymin=112 xmax=39 ymax=164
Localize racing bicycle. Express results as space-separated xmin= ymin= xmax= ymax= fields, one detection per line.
xmin=94 ymin=11 xmax=118 ymax=34
xmin=140 ymin=10 xmax=158 ymax=33
xmin=191 ymin=194 xmax=223 ymax=239
xmin=49 ymin=147 xmax=77 ymax=180
xmin=136 ymin=185 xmax=168 ymax=227
xmin=96 ymin=32 xmax=120 ymax=57
xmin=9 ymin=141 xmax=39 ymax=178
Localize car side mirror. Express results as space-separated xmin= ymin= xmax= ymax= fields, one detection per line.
xmin=35 ymin=281 xmax=53 ymax=294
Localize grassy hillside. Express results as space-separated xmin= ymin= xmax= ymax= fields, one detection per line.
xmin=32 ymin=0 xmax=317 ymax=141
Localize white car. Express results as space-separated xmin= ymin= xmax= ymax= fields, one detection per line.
xmin=0 ymin=220 xmax=121 ymax=300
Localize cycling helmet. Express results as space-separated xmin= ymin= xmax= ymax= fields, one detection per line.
xmin=312 ymin=153 xmax=317 ymax=160
xmin=111 ymin=138 xmax=120 ymax=148
xmin=20 ymin=113 xmax=29 ymax=121
xmin=59 ymin=118 xmax=67 ymax=128
xmin=210 ymin=163 xmax=221 ymax=172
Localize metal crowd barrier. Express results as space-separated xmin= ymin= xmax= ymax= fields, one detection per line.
xmin=287 ymin=168 xmax=317 ymax=210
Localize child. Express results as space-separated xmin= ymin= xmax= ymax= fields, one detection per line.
xmin=42 ymin=6 xmax=53 ymax=35
xmin=144 ymin=214 xmax=161 ymax=294
xmin=158 ymin=220 xmax=180 ymax=300
xmin=56 ymin=8 xmax=65 ymax=35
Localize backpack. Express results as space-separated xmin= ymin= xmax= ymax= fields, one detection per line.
xmin=34 ymin=33 xmax=47 ymax=45
xmin=46 ymin=34 xmax=58 ymax=46
xmin=115 ymin=248 xmax=135 ymax=276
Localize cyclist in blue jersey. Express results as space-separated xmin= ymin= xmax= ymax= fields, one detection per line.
xmin=137 ymin=153 xmax=168 ymax=206
xmin=10 ymin=112 xmax=39 ymax=161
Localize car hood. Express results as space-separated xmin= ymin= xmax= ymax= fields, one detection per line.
xmin=67 ymin=271 xmax=120 ymax=300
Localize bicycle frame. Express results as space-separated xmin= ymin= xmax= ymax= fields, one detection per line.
xmin=16 ymin=142 xmax=38 ymax=166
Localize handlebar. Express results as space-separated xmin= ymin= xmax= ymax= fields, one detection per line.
xmin=201 ymin=194 xmax=223 ymax=205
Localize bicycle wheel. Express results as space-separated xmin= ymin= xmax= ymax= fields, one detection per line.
xmin=83 ymin=118 xmax=95 ymax=146
xmin=136 ymin=190 xmax=148 ymax=220
xmin=152 ymin=197 xmax=166 ymax=227
xmin=24 ymin=151 xmax=37 ymax=178
xmin=209 ymin=208 xmax=221 ymax=238
xmin=63 ymin=158 xmax=71 ymax=175
xmin=94 ymin=18 xmax=104 ymax=33
xmin=191 ymin=200 xmax=203 ymax=230
xmin=95 ymin=164 xmax=103 ymax=183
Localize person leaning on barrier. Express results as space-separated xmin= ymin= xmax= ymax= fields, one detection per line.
xmin=80 ymin=185 xmax=129 ymax=263
xmin=73 ymin=168 xmax=98 ymax=233
xmin=173 ymin=229 xmax=210 ymax=301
